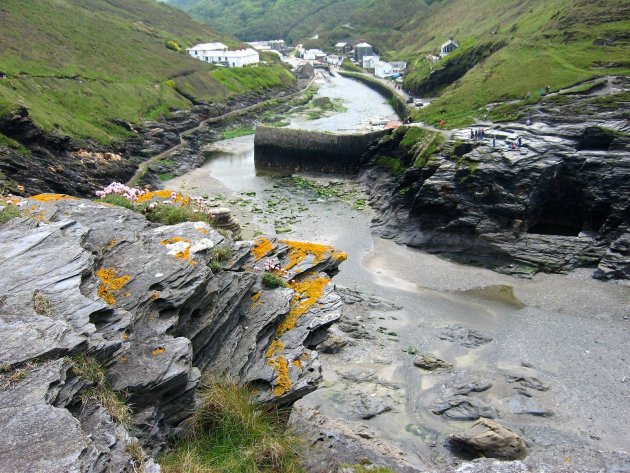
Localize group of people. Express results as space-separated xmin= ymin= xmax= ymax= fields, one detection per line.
xmin=469 ymin=127 xmax=524 ymax=151
xmin=470 ymin=128 xmax=487 ymax=140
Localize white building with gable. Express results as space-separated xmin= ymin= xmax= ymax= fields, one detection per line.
xmin=187 ymin=42 xmax=259 ymax=68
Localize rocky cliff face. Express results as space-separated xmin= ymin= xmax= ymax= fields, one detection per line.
xmin=362 ymin=76 xmax=630 ymax=279
xmin=0 ymin=195 xmax=345 ymax=471
xmin=0 ymin=88 xmax=291 ymax=197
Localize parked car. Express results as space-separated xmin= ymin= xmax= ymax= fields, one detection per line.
xmin=406 ymin=97 xmax=414 ymax=104
xmin=415 ymin=99 xmax=424 ymax=107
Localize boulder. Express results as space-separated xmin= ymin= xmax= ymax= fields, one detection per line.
xmin=413 ymin=354 xmax=452 ymax=371
xmin=448 ymin=418 xmax=529 ymax=460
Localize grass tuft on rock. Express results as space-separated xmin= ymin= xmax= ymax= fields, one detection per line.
xmin=160 ymin=377 xmax=303 ymax=473
xmin=0 ymin=205 xmax=21 ymax=224
xmin=262 ymin=271 xmax=288 ymax=288
xmin=67 ymin=355 xmax=132 ymax=427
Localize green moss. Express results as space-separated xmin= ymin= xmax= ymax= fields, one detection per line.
xmin=158 ymin=173 xmax=176 ymax=181
xmin=222 ymin=127 xmax=256 ymax=139
xmin=376 ymin=156 xmax=405 ymax=176
xmin=262 ymin=271 xmax=288 ymax=288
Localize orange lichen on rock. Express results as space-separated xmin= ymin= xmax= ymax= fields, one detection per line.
xmin=160 ymin=237 xmax=196 ymax=265
xmin=151 ymin=347 xmax=166 ymax=356
xmin=265 ymin=339 xmax=292 ymax=397
xmin=251 ymin=291 xmax=262 ymax=304
xmin=276 ymin=274 xmax=331 ymax=336
xmin=266 ymin=339 xmax=284 ymax=359
xmin=292 ymin=359 xmax=304 ymax=370
xmin=268 ymin=355 xmax=292 ymax=397
xmin=120 ymin=355 xmax=128 ymax=364
xmin=136 ymin=190 xmax=189 ymax=205
xmin=96 ymin=268 xmax=132 ymax=305
xmin=280 ymin=240 xmax=347 ymax=271
xmin=251 ymin=237 xmax=274 ymax=261
xmin=121 ymin=332 xmax=129 ymax=341
xmin=105 ymin=239 xmax=117 ymax=250
xmin=150 ymin=291 xmax=160 ymax=301
xmin=31 ymin=194 xmax=78 ymax=202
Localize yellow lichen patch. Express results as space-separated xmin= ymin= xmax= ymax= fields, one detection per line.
xmin=251 ymin=291 xmax=262 ymax=304
xmin=96 ymin=268 xmax=132 ymax=306
xmin=276 ymin=275 xmax=331 ymax=336
xmin=160 ymin=237 xmax=196 ymax=265
xmin=150 ymin=291 xmax=160 ymax=301
xmin=251 ymin=237 xmax=274 ymax=261
xmin=105 ymin=239 xmax=117 ymax=250
xmin=121 ymin=332 xmax=129 ymax=341
xmin=119 ymin=355 xmax=128 ymax=364
xmin=280 ymin=240 xmax=347 ymax=271
xmin=31 ymin=194 xmax=78 ymax=202
xmin=268 ymin=355 xmax=292 ymax=397
xmin=292 ymin=359 xmax=304 ymax=370
xmin=265 ymin=339 xmax=284 ymax=359
xmin=136 ymin=190 xmax=189 ymax=205
xmin=265 ymin=339 xmax=292 ymax=397
xmin=151 ymin=347 xmax=166 ymax=356
xmin=196 ymin=227 xmax=209 ymax=235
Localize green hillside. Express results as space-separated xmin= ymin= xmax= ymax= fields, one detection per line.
xmin=0 ymin=0 xmax=295 ymax=145
xmin=168 ymin=0 xmax=630 ymax=127
xmin=165 ymin=0 xmax=370 ymax=43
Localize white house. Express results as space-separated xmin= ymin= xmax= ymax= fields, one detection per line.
xmin=390 ymin=61 xmax=407 ymax=74
xmin=187 ymin=42 xmax=228 ymax=58
xmin=440 ymin=39 xmax=459 ymax=57
xmin=374 ymin=61 xmax=393 ymax=78
xmin=304 ymin=49 xmax=326 ymax=61
xmin=187 ymin=43 xmax=259 ymax=68
xmin=362 ymin=55 xmax=379 ymax=69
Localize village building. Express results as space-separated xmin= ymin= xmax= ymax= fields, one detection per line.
xmin=374 ymin=61 xmax=393 ymax=78
xmin=187 ymin=42 xmax=228 ymax=58
xmin=335 ymin=42 xmax=351 ymax=53
xmin=303 ymin=49 xmax=326 ymax=62
xmin=354 ymin=42 xmax=374 ymax=63
xmin=440 ymin=39 xmax=459 ymax=57
xmin=362 ymin=55 xmax=379 ymax=70
xmin=187 ymin=42 xmax=259 ymax=68
xmin=390 ymin=61 xmax=407 ymax=75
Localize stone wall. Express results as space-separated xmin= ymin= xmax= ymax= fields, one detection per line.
xmin=254 ymin=125 xmax=391 ymax=174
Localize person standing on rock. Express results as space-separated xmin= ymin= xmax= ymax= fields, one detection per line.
xmin=492 ymin=136 xmax=496 ymax=148
xmin=471 ymin=129 xmax=474 ymax=140
xmin=517 ymin=136 xmax=522 ymax=147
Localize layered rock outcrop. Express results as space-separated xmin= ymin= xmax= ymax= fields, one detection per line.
xmin=362 ymin=76 xmax=630 ymax=278
xmin=0 ymin=195 xmax=345 ymax=471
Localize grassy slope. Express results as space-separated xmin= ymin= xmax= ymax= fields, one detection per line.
xmin=168 ymin=0 xmax=630 ymax=127
xmin=0 ymin=0 xmax=295 ymax=144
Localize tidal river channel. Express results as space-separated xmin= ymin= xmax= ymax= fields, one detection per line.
xmin=166 ymin=74 xmax=630 ymax=471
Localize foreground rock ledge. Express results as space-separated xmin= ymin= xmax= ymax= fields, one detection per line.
xmin=0 ymin=195 xmax=345 ymax=472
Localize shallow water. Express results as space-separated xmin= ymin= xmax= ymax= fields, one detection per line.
xmin=166 ymin=75 xmax=630 ymax=469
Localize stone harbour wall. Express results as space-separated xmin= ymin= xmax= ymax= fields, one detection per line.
xmin=254 ymin=125 xmax=391 ymax=174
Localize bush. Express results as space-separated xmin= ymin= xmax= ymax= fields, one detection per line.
xmin=262 ymin=271 xmax=288 ymax=288
xmin=165 ymin=40 xmax=181 ymax=52
xmin=160 ymin=378 xmax=303 ymax=473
